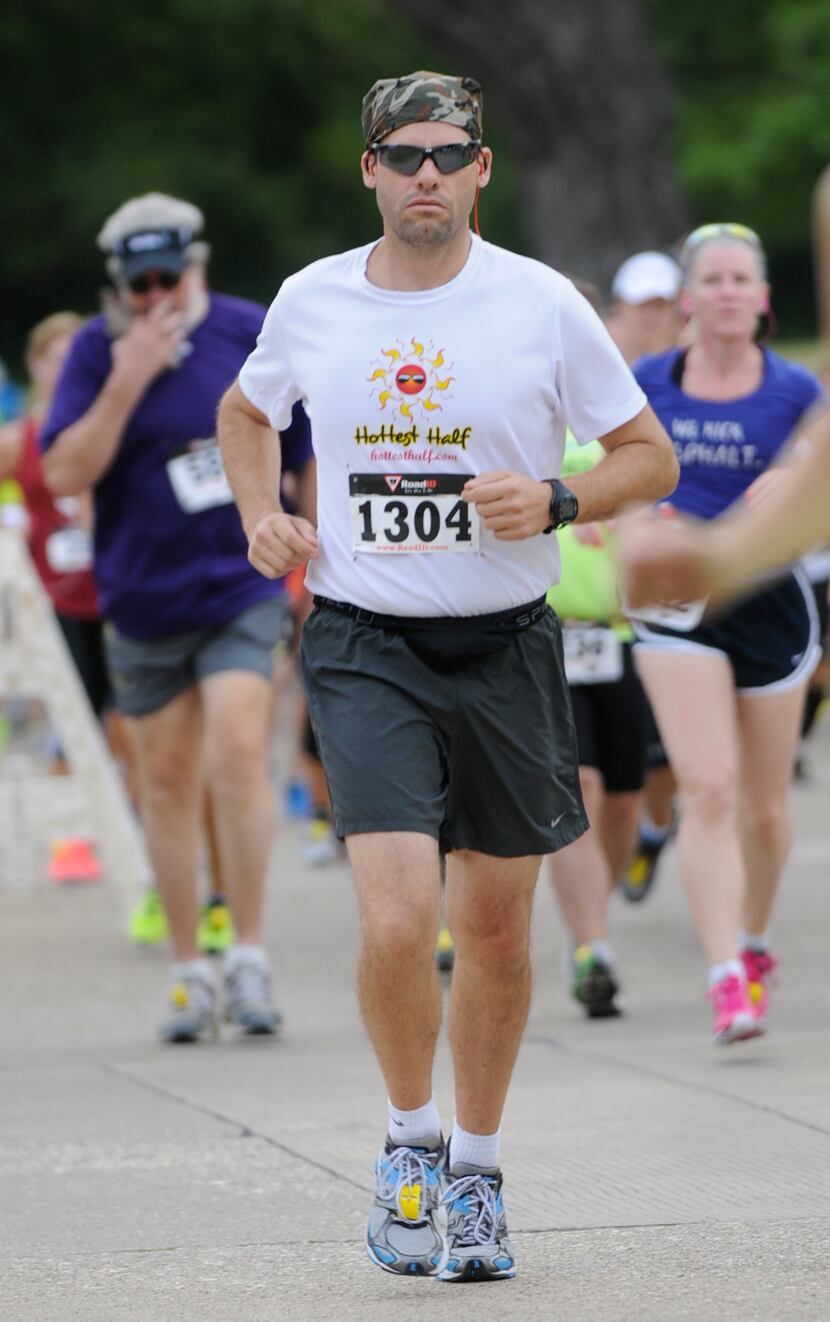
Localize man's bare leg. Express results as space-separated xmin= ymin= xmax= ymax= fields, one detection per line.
xmin=445 ymin=851 xmax=540 ymax=1135
xmin=347 ymin=831 xmax=442 ymax=1111
xmin=132 ymin=688 xmax=203 ymax=961
xmin=200 ymin=670 xmax=275 ymax=944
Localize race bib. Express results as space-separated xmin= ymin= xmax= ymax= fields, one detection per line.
xmin=349 ymin=473 xmax=479 ymax=554
xmin=45 ymin=527 xmax=93 ymax=573
xmin=562 ymin=624 xmax=623 ymax=685
xmin=624 ymin=596 xmax=707 ymax=632
xmin=167 ymin=441 xmax=234 ymax=513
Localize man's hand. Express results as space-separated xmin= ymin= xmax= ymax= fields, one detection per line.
xmin=462 ymin=470 xmax=550 ymax=540
xmin=744 ymin=468 xmax=793 ymax=510
xmin=111 ymin=299 xmax=186 ymax=393
xmin=248 ymin=511 xmax=319 ymax=579
xmin=620 ymin=518 xmax=714 ymax=608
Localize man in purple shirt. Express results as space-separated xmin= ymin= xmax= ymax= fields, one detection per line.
xmin=41 ymin=192 xmax=315 ymax=1042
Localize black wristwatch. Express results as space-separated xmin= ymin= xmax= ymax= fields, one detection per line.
xmin=542 ymin=478 xmax=579 ymax=534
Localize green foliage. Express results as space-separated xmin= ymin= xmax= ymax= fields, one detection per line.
xmin=648 ymin=0 xmax=830 ymax=334
xmin=0 ymin=0 xmax=521 ymax=372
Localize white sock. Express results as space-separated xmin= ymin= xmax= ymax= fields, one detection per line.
xmin=387 ymin=1095 xmax=441 ymax=1146
xmin=170 ymin=957 xmax=215 ymax=985
xmin=588 ymin=940 xmax=616 ymax=968
xmin=640 ymin=810 xmax=671 ymax=843
xmin=449 ymin=1121 xmax=500 ymax=1171
xmin=225 ymin=944 xmax=268 ymax=973
xmin=739 ymin=930 xmax=769 ymax=953
xmin=708 ymin=959 xmax=745 ymax=988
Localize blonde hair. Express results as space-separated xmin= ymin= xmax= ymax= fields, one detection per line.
xmin=25 ymin=312 xmax=86 ymax=369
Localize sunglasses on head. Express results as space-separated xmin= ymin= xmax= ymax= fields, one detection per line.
xmin=369 ymin=140 xmax=481 ymax=176
xmin=683 ymin=223 xmax=762 ymax=253
xmin=127 ymin=269 xmax=182 ymax=295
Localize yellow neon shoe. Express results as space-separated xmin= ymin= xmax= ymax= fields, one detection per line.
xmin=128 ymin=887 xmax=169 ymax=946
xmin=197 ymin=895 xmax=235 ymax=954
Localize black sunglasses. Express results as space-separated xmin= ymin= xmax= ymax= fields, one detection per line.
xmin=370 ymin=141 xmax=481 ymax=176
xmin=127 ymin=270 xmax=182 ymax=295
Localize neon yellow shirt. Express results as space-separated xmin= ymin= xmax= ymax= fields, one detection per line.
xmin=546 ymin=435 xmax=632 ymax=639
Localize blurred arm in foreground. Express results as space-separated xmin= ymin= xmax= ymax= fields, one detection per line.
xmin=622 ymin=405 xmax=830 ymax=608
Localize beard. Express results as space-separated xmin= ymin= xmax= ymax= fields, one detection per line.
xmin=390 ymin=207 xmax=461 ymax=249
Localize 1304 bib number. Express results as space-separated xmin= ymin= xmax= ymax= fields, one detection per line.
xmin=349 ymin=474 xmax=479 ymax=554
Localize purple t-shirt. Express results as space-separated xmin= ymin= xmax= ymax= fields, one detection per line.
xmin=41 ymin=292 xmax=313 ymax=639
xmin=635 ymin=347 xmax=823 ymax=521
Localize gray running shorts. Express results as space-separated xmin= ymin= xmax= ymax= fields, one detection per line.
xmin=300 ymin=600 xmax=588 ymax=858
xmin=105 ymin=595 xmax=291 ymax=718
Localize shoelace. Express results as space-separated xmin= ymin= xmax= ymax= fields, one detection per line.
xmin=377 ymin=1146 xmax=436 ymax=1219
xmin=707 ymin=975 xmax=745 ymax=1011
xmin=441 ymin=1173 xmax=500 ymax=1246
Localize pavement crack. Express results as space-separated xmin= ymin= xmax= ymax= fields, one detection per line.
xmin=526 ymin=1033 xmax=830 ymax=1139
xmin=102 ymin=1062 xmax=372 ymax=1196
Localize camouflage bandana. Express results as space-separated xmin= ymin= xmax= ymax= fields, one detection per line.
xmin=361 ymin=71 xmax=483 ymax=147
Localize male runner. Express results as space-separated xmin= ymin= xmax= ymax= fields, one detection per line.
xmin=41 ymin=193 xmax=314 ymax=1041
xmin=218 ymin=72 xmax=677 ymax=1281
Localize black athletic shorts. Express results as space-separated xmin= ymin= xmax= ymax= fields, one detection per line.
xmin=569 ymin=641 xmax=648 ymax=793
xmin=56 ymin=614 xmax=111 ymax=717
xmin=632 ymin=569 xmax=820 ymax=695
xmin=299 ymin=597 xmax=588 ymax=858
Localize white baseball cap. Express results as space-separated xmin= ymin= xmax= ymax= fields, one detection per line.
xmin=612 ymin=251 xmax=681 ymax=304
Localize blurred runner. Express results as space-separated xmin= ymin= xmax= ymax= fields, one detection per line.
xmin=0 ymin=314 xmax=107 ymax=717
xmin=606 ymin=251 xmax=683 ymax=900
xmin=627 ymin=222 xmax=824 ymax=1046
xmin=606 ymin=250 xmax=683 ymax=366
xmin=40 ymin=193 xmax=314 ymax=1042
xmin=547 ymin=434 xmax=648 ymax=1018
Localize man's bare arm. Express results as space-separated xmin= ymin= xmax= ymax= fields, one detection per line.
xmin=0 ymin=420 xmax=24 ymax=482
xmin=569 ymin=405 xmax=678 ymax=522
xmin=706 ymin=406 xmax=830 ymax=591
xmin=462 ymin=404 xmax=678 ymax=540
xmin=217 ymin=381 xmax=318 ymax=579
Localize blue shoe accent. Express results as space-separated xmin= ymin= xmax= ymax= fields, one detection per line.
xmin=285 ymin=779 xmax=312 ymax=819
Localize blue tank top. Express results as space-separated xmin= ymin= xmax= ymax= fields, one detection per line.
xmin=635 ymin=347 xmax=823 ymax=520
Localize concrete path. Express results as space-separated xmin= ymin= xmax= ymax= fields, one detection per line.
xmin=3 ymin=722 xmax=830 ymax=1320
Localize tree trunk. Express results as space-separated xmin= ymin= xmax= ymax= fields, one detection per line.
xmin=389 ymin=0 xmax=690 ymax=295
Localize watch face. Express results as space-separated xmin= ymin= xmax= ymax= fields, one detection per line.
xmin=560 ymin=494 xmax=578 ymax=524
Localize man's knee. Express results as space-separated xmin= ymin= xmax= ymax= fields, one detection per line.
xmin=203 ymin=719 xmax=268 ymax=792
xmin=360 ymin=899 xmax=439 ymax=962
xmin=451 ymin=903 xmax=532 ymax=967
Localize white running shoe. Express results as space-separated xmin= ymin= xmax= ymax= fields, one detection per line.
xmin=160 ymin=961 xmax=217 ymax=1043
xmin=224 ymin=947 xmax=282 ymax=1035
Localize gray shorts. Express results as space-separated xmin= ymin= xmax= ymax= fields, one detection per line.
xmin=105 ymin=595 xmax=291 ymax=718
xmin=300 ymin=599 xmax=588 ymax=858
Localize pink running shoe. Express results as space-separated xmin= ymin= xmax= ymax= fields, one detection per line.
xmin=741 ymin=949 xmax=778 ymax=1019
xmin=707 ymin=973 xmax=766 ymax=1045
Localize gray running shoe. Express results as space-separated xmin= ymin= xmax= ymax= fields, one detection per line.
xmin=160 ymin=964 xmax=217 ymax=1043
xmin=439 ymin=1162 xmax=516 ymax=1282
xmin=224 ymin=949 xmax=282 ymax=1035
xmin=365 ymin=1135 xmax=449 ymax=1276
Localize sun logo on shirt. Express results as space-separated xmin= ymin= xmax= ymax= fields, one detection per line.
xmin=367 ymin=338 xmax=455 ymax=421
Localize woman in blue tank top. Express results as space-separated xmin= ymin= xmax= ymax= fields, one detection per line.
xmin=630 ymin=223 xmax=823 ymax=1046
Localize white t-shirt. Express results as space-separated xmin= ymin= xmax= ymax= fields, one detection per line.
xmin=239 ymin=234 xmax=645 ymax=617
